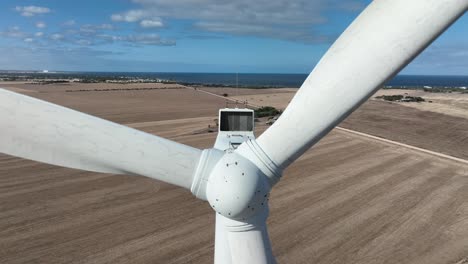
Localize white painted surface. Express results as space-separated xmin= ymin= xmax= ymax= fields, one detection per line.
xmin=257 ymin=0 xmax=468 ymax=170
xmin=0 ymin=88 xmax=201 ymax=189
xmin=215 ymin=213 xmax=232 ymax=264
xmin=206 ymin=150 xmax=270 ymax=220
xmin=216 ymin=210 xmax=275 ymax=264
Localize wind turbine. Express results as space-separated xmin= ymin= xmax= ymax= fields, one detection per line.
xmin=1 ymin=0 xmax=466 ymax=263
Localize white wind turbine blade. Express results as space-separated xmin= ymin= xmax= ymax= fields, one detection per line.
xmin=255 ymin=0 xmax=467 ymax=170
xmin=230 ymin=1 xmax=466 ymax=263
xmin=0 ymin=89 xmax=201 ymax=189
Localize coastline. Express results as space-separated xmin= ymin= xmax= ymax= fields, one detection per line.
xmin=1 ymin=72 xmax=467 ymax=89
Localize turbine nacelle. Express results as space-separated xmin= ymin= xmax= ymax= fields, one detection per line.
xmin=194 ymin=107 xmax=282 ymax=220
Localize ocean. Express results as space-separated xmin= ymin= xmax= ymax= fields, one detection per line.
xmin=80 ymin=73 xmax=468 ymax=88
xmin=3 ymin=71 xmax=468 ymax=88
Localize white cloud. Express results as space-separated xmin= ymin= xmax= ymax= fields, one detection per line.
xmin=63 ymin=20 xmax=76 ymax=26
xmin=50 ymin=33 xmax=64 ymax=41
xmin=15 ymin=6 xmax=51 ymax=17
xmin=80 ymin=24 xmax=114 ymax=33
xmin=109 ymin=0 xmax=366 ymax=43
xmin=128 ymin=0 xmax=329 ymax=25
xmin=100 ymin=24 xmax=114 ymax=30
xmin=337 ymin=2 xmax=366 ymax=12
xmin=0 ymin=26 xmax=27 ymax=38
xmin=78 ymin=24 xmax=115 ymax=37
xmin=110 ymin=14 xmax=123 ymax=21
xmin=195 ymin=21 xmax=329 ymax=43
xmin=96 ymin=33 xmax=175 ymax=46
xmin=140 ymin=19 xmax=164 ymax=28
xmin=122 ymin=34 xmax=175 ymax=45
xmin=0 ymin=22 xmax=173 ymax=48
xmin=403 ymin=43 xmax=468 ymax=75
xmin=111 ymin=10 xmax=165 ymax=29
xmin=36 ymin=22 xmax=47 ymax=29
xmin=111 ymin=10 xmax=149 ymax=22
xmin=76 ymin=39 xmax=92 ymax=46
xmin=0 ymin=46 xmax=189 ymax=72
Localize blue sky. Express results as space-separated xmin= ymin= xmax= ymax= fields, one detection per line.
xmin=0 ymin=0 xmax=466 ymax=74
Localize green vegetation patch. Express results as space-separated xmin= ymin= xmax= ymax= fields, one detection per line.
xmin=255 ymin=106 xmax=281 ymax=118
xmin=375 ymin=95 xmax=425 ymax=102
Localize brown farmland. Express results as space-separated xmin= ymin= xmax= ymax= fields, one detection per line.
xmin=1 ymin=83 xmax=468 ymax=264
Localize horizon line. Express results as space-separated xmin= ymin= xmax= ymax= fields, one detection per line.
xmin=0 ymin=70 xmax=467 ymax=77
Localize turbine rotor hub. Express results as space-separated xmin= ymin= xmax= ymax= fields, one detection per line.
xmin=206 ymin=151 xmax=271 ymax=220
